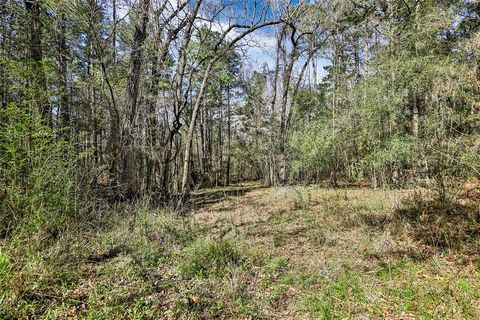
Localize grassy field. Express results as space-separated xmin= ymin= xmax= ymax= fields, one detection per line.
xmin=1 ymin=183 xmax=479 ymax=319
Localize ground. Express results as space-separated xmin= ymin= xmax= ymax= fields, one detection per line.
xmin=1 ymin=183 xmax=479 ymax=319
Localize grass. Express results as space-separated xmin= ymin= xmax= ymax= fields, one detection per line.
xmin=1 ymin=183 xmax=479 ymax=318
xmin=176 ymin=239 xmax=247 ymax=278
xmin=299 ymin=272 xmax=366 ymax=319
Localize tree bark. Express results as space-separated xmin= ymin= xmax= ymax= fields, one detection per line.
xmin=112 ymin=0 xmax=116 ymax=64
xmin=121 ymin=0 xmax=150 ymax=197
xmin=58 ymin=13 xmax=69 ymax=138
xmin=180 ymin=61 xmax=214 ymax=201
xmin=226 ymin=83 xmax=231 ymax=186
xmin=25 ymin=0 xmax=50 ymax=123
xmin=0 ymin=0 xmax=7 ymax=110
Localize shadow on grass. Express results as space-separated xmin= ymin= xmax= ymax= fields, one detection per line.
xmin=186 ymin=183 xmax=265 ymax=211
xmin=394 ymin=196 xmax=480 ymax=249
xmin=369 ymin=195 xmax=480 ymax=263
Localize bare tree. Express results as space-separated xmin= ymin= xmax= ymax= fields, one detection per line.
xmin=179 ymin=13 xmax=284 ymax=206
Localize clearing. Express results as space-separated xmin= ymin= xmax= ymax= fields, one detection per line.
xmin=2 ymin=183 xmax=480 ymax=319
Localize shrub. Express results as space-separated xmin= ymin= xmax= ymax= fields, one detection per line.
xmin=395 ymin=193 xmax=480 ymax=248
xmin=0 ymin=106 xmax=76 ymax=237
xmin=292 ymin=187 xmax=311 ymax=211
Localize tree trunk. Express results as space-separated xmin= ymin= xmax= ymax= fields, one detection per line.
xmin=270 ymin=27 xmax=284 ymax=113
xmin=58 ymin=13 xmax=69 ymax=138
xmin=112 ymin=0 xmax=116 ymax=64
xmin=225 ymin=83 xmax=231 ymax=186
xmin=217 ymin=100 xmax=223 ymax=186
xmin=279 ymin=32 xmax=297 ymax=185
xmin=161 ymin=0 xmax=202 ymax=199
xmin=25 ymin=0 xmax=50 ymax=123
xmin=0 ymin=0 xmax=7 ymax=110
xmin=145 ymin=22 xmax=163 ymax=192
xmin=121 ymin=0 xmax=150 ymax=198
xmin=180 ymin=61 xmax=214 ymax=201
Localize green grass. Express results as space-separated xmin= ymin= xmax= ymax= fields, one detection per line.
xmin=177 ymin=239 xmax=247 ymax=279
xmin=269 ymin=212 xmax=294 ymax=225
xmin=0 ymin=250 xmax=10 ymax=282
xmin=306 ymin=225 xmax=327 ymax=246
xmin=376 ymin=259 xmax=417 ymax=280
xmin=299 ymin=272 xmax=365 ymax=318
xmin=171 ymin=238 xmax=263 ymax=318
xmin=1 ymin=186 xmax=479 ymax=319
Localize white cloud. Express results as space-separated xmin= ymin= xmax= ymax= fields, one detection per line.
xmin=240 ymin=31 xmax=277 ymax=69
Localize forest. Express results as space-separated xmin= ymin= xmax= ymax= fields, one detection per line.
xmin=0 ymin=0 xmax=479 ymax=318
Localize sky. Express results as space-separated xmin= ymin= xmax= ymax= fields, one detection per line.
xmin=114 ymin=0 xmax=330 ymax=81
xmin=200 ymin=0 xmax=331 ymax=80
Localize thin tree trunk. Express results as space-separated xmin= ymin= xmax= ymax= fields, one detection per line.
xmin=0 ymin=0 xmax=7 ymax=110
xmin=226 ymin=83 xmax=231 ymax=186
xmin=217 ymin=99 xmax=223 ymax=186
xmin=25 ymin=0 xmax=50 ymax=123
xmin=161 ymin=0 xmax=202 ymax=198
xmin=145 ymin=17 xmax=163 ymax=192
xmin=180 ymin=61 xmax=214 ymax=200
xmin=87 ymin=36 xmax=96 ymax=164
xmin=58 ymin=13 xmax=69 ymax=138
xmin=270 ymin=28 xmax=284 ymax=113
xmin=279 ymin=32 xmax=297 ymax=185
xmin=112 ymin=0 xmax=116 ymax=64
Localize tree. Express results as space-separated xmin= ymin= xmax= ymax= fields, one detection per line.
xmin=120 ymin=0 xmax=150 ymax=198
xmin=25 ymin=0 xmax=50 ymax=123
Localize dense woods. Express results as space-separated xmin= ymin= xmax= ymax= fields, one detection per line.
xmin=0 ymin=0 xmax=479 ymax=318
xmin=1 ymin=0 xmax=479 ymax=209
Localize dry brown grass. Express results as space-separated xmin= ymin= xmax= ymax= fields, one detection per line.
xmin=191 ymin=184 xmax=480 ymax=319
xmin=2 ymin=183 xmax=479 ymax=319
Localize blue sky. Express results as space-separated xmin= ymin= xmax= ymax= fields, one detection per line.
xmin=114 ymin=0 xmax=330 ymax=81
xmin=202 ymin=0 xmax=330 ymax=80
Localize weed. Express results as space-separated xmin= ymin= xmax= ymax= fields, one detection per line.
xmin=270 ymin=230 xmax=284 ymax=247
xmin=292 ymin=187 xmax=311 ymax=211
xmin=301 ymin=295 xmax=334 ymax=319
xmin=394 ymin=194 xmax=480 ymax=248
xmin=177 ymin=243 xmax=264 ymax=317
xmin=307 ymin=226 xmax=327 ymax=246
xmin=376 ymin=259 xmax=416 ymax=280
xmin=265 ymin=256 xmax=289 ymax=275
xmin=177 ymin=239 xmax=246 ymax=279
xmin=0 ymin=251 xmax=10 ymax=282
xmin=299 ymin=271 xmax=366 ymax=318
xmin=338 ymin=212 xmax=360 ymax=230
xmin=269 ymin=213 xmax=294 ymax=225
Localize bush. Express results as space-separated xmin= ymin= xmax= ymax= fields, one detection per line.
xmin=292 ymin=187 xmax=311 ymax=211
xmin=395 ymin=193 xmax=480 ymax=248
xmin=0 ymin=106 xmax=76 ymax=237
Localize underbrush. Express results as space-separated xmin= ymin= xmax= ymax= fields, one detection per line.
xmin=0 ymin=199 xmax=269 ymax=319
xmin=1 ymin=177 xmax=480 ymax=318
xmin=0 ymin=106 xmax=78 ymax=239
xmin=395 ymin=192 xmax=480 ymax=249
xmin=299 ymin=272 xmax=365 ymax=319
xmin=0 ymin=202 xmax=179 ymax=318
xmin=170 ymin=239 xmax=264 ymax=318
xmin=176 ymin=239 xmax=247 ymax=279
